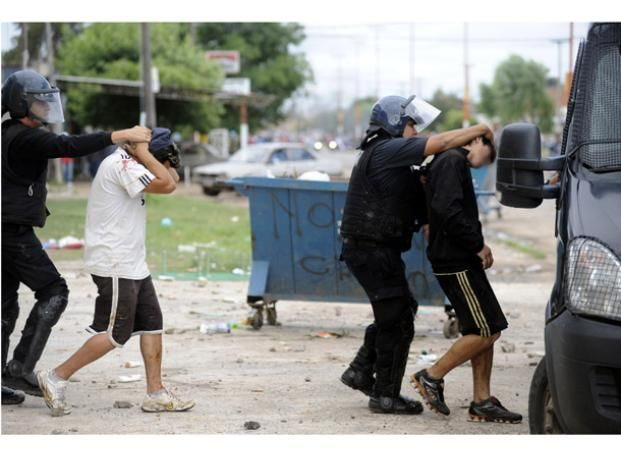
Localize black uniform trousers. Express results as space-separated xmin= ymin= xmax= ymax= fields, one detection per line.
xmin=340 ymin=245 xmax=417 ymax=398
xmin=1 ymin=223 xmax=68 ymax=372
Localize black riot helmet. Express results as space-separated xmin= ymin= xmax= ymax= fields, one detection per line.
xmin=1 ymin=69 xmax=65 ymax=124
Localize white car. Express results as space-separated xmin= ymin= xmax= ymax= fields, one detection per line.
xmin=193 ymin=143 xmax=343 ymax=196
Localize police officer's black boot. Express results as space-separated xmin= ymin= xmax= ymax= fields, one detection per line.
xmin=341 ymin=324 xmax=376 ymax=396
xmin=6 ymin=295 xmax=67 ymax=397
xmin=2 ymin=318 xmax=25 ymax=405
xmin=368 ymin=331 xmax=422 ymax=415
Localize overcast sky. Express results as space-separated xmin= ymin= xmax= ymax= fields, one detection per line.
xmin=2 ymin=21 xmax=590 ymax=111
xmin=294 ymin=22 xmax=590 ymax=110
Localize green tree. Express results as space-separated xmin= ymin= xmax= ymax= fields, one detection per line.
xmin=193 ymin=23 xmax=313 ymax=132
xmin=479 ymin=54 xmax=554 ymax=133
xmin=56 ymin=23 xmax=224 ymax=136
xmin=2 ymin=23 xmax=83 ymax=68
xmin=427 ymin=89 xmax=475 ymax=132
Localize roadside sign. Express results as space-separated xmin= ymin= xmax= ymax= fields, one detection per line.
xmin=206 ymin=50 xmax=240 ymax=74
xmin=222 ymin=78 xmax=251 ymax=96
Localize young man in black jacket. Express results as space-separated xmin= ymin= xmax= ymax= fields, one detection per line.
xmin=410 ymin=137 xmax=522 ymax=424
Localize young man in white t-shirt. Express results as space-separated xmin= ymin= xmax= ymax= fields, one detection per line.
xmin=36 ymin=128 xmax=194 ymax=416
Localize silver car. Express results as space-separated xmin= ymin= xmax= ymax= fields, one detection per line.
xmin=193 ymin=143 xmax=343 ymax=196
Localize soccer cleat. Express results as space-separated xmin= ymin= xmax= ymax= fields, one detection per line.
xmin=36 ymin=370 xmax=71 ymax=417
xmin=468 ymin=396 xmax=523 ymax=424
xmin=141 ymin=388 xmax=195 ymax=413
xmin=410 ymin=369 xmax=450 ymax=416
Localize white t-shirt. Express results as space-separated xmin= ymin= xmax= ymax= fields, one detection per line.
xmin=84 ymin=148 xmax=155 ymax=279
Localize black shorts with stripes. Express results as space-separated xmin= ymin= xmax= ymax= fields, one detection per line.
xmin=87 ymin=275 xmax=163 ymax=348
xmin=433 ymin=265 xmax=508 ymax=337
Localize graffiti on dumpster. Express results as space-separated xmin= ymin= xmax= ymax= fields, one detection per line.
xmin=270 ymin=192 xmax=335 ymax=238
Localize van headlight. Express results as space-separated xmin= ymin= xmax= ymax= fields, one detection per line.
xmin=566 ymin=237 xmax=621 ymax=322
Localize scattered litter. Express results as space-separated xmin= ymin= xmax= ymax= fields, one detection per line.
xmin=113 ymin=400 xmax=134 ymax=409
xmin=160 ymin=217 xmax=173 ymax=227
xmin=500 ymin=341 xmax=516 ymax=354
xmin=312 ymin=330 xmax=347 ymax=339
xmin=158 ymin=275 xmax=176 ymax=281
xmin=177 ymin=244 xmax=197 ymax=253
xmin=525 ymin=264 xmax=543 ymax=273
xmin=123 ymin=361 xmax=143 ymax=369
xmin=42 ymin=239 xmax=59 ymax=250
xmin=244 ymin=421 xmax=261 ymax=431
xmin=417 ymin=353 xmax=438 ymax=364
xmin=117 ymin=374 xmax=142 ymax=383
xmin=200 ymin=322 xmax=231 ymax=334
xmin=59 ymin=236 xmax=84 ymax=249
xmin=527 ymin=351 xmax=546 ymax=359
xmin=231 ymin=268 xmax=247 ymax=275
xmin=250 ymin=389 xmax=264 ymax=393
xmin=305 ymin=377 xmax=311 ymax=382
xmin=269 ymin=347 xmax=277 ymax=352
xmin=230 ymin=216 xmax=240 ymax=223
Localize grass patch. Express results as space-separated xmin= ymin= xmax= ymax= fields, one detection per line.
xmin=42 ymin=193 xmax=251 ymax=276
xmin=497 ymin=238 xmax=546 ymax=260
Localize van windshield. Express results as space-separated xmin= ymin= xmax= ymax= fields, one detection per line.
xmin=574 ymin=41 xmax=621 ymax=172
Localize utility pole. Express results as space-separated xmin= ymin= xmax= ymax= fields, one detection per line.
xmin=21 ymin=23 xmax=29 ymax=69
xmin=569 ymin=22 xmax=574 ymax=71
xmin=375 ymin=25 xmax=380 ymax=99
xmin=354 ymin=40 xmax=362 ymax=140
xmin=551 ymin=38 xmax=564 ymax=131
xmin=45 ymin=23 xmax=63 ymax=184
xmin=141 ymin=23 xmax=156 ymax=128
xmin=336 ymin=53 xmax=344 ymax=138
xmin=462 ymin=22 xmax=471 ymax=128
xmin=409 ymin=23 xmax=415 ymax=93
xmin=240 ymin=98 xmax=248 ymax=150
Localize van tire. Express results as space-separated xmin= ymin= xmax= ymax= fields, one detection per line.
xmin=529 ymin=356 xmax=564 ymax=434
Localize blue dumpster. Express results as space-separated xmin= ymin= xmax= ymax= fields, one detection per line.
xmin=229 ymin=177 xmax=447 ymax=330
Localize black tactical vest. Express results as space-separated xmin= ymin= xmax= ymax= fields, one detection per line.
xmin=340 ymin=140 xmax=417 ymax=251
xmin=2 ymin=122 xmax=49 ymax=227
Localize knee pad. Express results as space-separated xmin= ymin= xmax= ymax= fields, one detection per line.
xmin=37 ymin=278 xmax=69 ymax=301
xmin=373 ymin=296 xmax=414 ymax=340
xmin=35 ymin=294 xmax=68 ymax=326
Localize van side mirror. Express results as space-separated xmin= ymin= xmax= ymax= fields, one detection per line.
xmin=496 ymin=123 xmax=565 ymax=208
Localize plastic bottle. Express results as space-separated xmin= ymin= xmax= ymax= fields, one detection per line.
xmin=200 ymin=322 xmax=231 ymax=334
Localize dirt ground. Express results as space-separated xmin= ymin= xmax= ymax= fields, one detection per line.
xmin=2 ymin=185 xmax=559 ymax=434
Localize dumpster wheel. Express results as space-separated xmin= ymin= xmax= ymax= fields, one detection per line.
xmin=266 ymin=302 xmax=279 ymax=326
xmin=443 ymin=317 xmax=460 ymax=339
xmin=248 ymin=307 xmax=264 ymax=330
xmin=442 ymin=304 xmax=460 ymax=339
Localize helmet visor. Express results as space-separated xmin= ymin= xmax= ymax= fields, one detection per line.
xmin=402 ymin=95 xmax=441 ymax=132
xmin=26 ymin=90 xmax=65 ymax=124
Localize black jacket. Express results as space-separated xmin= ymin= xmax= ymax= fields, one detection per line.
xmin=425 ymin=148 xmax=484 ymax=271
xmin=340 ymin=134 xmax=428 ymax=251
xmin=2 ymin=120 xmax=113 ymax=227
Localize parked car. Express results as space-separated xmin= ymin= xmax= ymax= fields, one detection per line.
xmin=496 ymin=23 xmax=621 ymax=434
xmin=177 ymin=142 xmax=227 ymax=180
xmin=193 ymin=143 xmax=343 ymax=196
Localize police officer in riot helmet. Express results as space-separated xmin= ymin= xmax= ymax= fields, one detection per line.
xmin=339 ymin=94 xmax=494 ymax=414
xmin=1 ymin=70 xmax=151 ymax=404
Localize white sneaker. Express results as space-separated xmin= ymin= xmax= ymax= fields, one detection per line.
xmin=141 ymin=388 xmax=195 ymax=413
xmin=36 ymin=370 xmax=71 ymax=417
